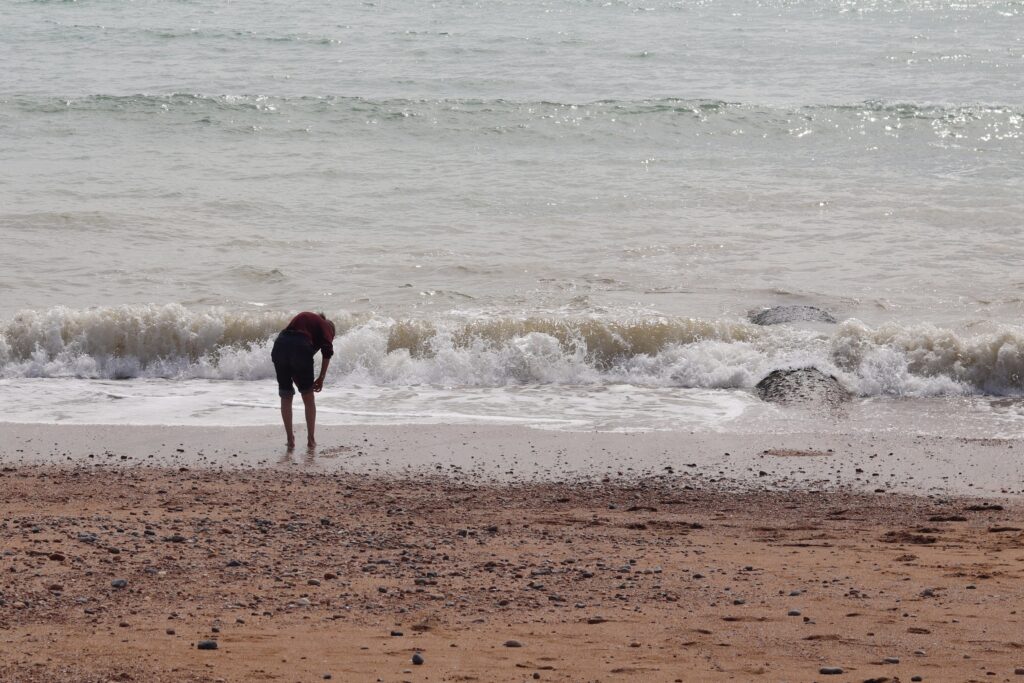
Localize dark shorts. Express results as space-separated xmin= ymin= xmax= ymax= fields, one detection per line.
xmin=271 ymin=330 xmax=315 ymax=397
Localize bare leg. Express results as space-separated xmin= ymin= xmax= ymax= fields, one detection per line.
xmin=280 ymin=395 xmax=295 ymax=448
xmin=301 ymin=390 xmax=316 ymax=448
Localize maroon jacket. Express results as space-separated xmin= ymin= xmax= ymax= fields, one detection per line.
xmin=285 ymin=312 xmax=335 ymax=359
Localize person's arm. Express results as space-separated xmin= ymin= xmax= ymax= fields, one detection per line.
xmin=313 ymin=356 xmax=330 ymax=392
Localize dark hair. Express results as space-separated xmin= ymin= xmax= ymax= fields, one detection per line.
xmin=318 ymin=312 xmax=336 ymax=335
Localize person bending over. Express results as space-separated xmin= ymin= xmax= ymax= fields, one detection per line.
xmin=271 ymin=311 xmax=335 ymax=448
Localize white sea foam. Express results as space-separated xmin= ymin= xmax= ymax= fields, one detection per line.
xmin=2 ymin=305 xmax=1022 ymax=397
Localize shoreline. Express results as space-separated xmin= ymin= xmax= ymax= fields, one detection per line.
xmin=1 ymin=422 xmax=1022 ymax=497
xmin=2 ymin=465 xmax=1023 ymax=681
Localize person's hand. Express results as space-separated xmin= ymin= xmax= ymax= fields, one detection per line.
xmin=313 ymin=377 xmax=324 ymax=392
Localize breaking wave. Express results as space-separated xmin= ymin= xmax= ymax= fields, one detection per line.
xmin=1 ymin=304 xmax=1022 ymax=397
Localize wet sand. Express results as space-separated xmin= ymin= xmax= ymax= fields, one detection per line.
xmin=2 ymin=422 xmax=1023 ymax=496
xmin=2 ymin=457 xmax=1024 ymax=682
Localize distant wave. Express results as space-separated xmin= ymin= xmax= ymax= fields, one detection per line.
xmin=1 ymin=304 xmax=1022 ymax=397
xmin=6 ymin=93 xmax=1022 ymax=116
xmin=5 ymin=95 xmax=1019 ymax=144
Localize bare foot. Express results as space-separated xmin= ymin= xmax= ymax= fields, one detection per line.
xmin=286 ymin=439 xmax=295 ymax=449
xmin=307 ymin=439 xmax=316 ymax=449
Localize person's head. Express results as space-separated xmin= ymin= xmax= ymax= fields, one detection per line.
xmin=318 ymin=312 xmax=336 ymax=336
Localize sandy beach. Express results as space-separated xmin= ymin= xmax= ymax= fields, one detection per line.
xmin=2 ymin=426 xmax=1024 ymax=682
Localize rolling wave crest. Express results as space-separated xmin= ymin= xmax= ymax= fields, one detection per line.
xmin=1 ymin=305 xmax=1022 ymax=397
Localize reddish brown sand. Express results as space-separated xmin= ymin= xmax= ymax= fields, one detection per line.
xmin=2 ymin=466 xmax=1024 ymax=682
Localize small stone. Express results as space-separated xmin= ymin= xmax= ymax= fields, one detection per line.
xmin=197 ymin=640 xmax=218 ymax=650
xmin=1014 ymin=668 xmax=1024 ymax=675
xmin=390 ymin=630 xmax=403 ymax=636
xmin=226 ymin=560 xmax=242 ymax=567
xmin=307 ymin=579 xmax=321 ymax=586
xmin=884 ymin=657 xmax=900 ymax=664
xmin=504 ymin=640 xmax=523 ymax=648
xmin=296 ymin=598 xmax=311 ymax=607
xmin=166 ymin=629 xmax=175 ymax=635
xmin=111 ymin=579 xmax=128 ymax=589
xmin=324 ymin=572 xmax=338 ymax=580
xmin=165 ymin=534 xmax=187 ymax=543
xmin=911 ymin=677 xmax=923 ymax=682
xmin=787 ymin=609 xmax=801 ymax=617
xmin=412 ymin=653 xmax=424 ymax=665
xmin=587 ymin=616 xmax=607 ymax=624
xmin=819 ymin=667 xmax=843 ymax=675
xmin=48 ymin=553 xmax=65 ymax=562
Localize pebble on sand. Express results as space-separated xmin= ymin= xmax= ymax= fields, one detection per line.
xmin=504 ymin=640 xmax=524 ymax=648
xmin=110 ymin=579 xmax=128 ymax=589
xmin=197 ymin=640 xmax=218 ymax=650
xmin=819 ymin=667 xmax=843 ymax=675
xmin=412 ymin=653 xmax=424 ymax=665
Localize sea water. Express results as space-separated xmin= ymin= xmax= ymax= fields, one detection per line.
xmin=1 ymin=0 xmax=1022 ymax=433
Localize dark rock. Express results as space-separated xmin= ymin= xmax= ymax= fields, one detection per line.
xmin=197 ymin=640 xmax=218 ymax=650
xmin=750 ymin=305 xmax=837 ymax=326
xmin=226 ymin=560 xmax=242 ymax=567
xmin=504 ymin=640 xmax=524 ymax=648
xmin=412 ymin=653 xmax=424 ymax=665
xmin=390 ymin=630 xmax=403 ymax=636
xmin=819 ymin=667 xmax=843 ymax=675
xmin=110 ymin=579 xmax=128 ymax=589
xmin=755 ymin=368 xmax=850 ymax=408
